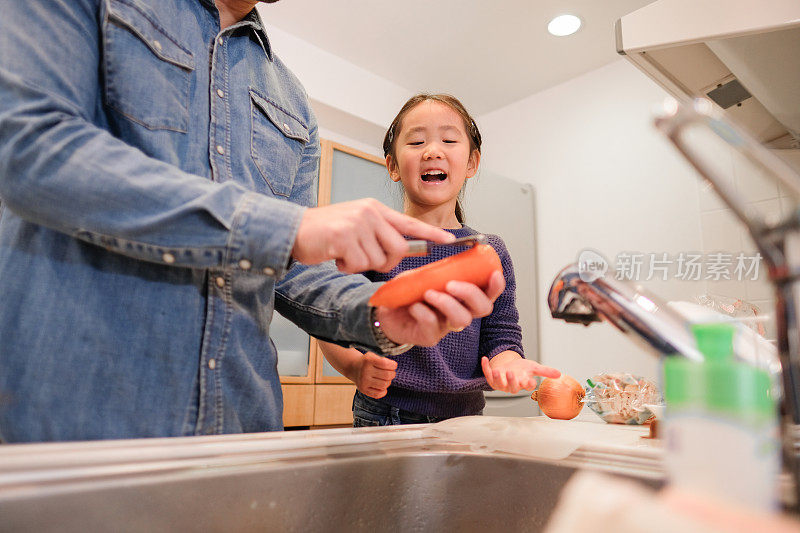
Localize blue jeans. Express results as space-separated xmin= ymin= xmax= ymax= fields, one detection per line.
xmin=352 ymin=391 xmax=460 ymax=427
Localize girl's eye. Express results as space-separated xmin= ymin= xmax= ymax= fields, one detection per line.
xmin=443 ymin=140 xmax=457 ymax=144
xmin=407 ymin=141 xmax=424 ymax=146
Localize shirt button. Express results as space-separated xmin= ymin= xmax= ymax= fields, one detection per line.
xmin=153 ymin=40 xmax=162 ymax=52
xmin=162 ymin=252 xmax=175 ymax=264
xmin=216 ymin=89 xmax=224 ymax=98
xmin=283 ymin=123 xmax=291 ymax=134
xmin=216 ymin=145 xmax=224 ymax=155
xmin=239 ymin=259 xmax=252 ymax=270
xmin=215 ymin=276 xmax=225 ymax=288
xmin=262 ymin=266 xmax=275 ymax=276
xmin=218 ymin=37 xmax=224 ymax=45
xmin=208 ymin=358 xmax=216 ymax=370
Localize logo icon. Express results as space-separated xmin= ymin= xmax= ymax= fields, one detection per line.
xmin=577 ymin=249 xmax=608 ymax=282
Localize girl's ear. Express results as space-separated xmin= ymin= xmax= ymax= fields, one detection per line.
xmin=466 ymin=149 xmax=481 ymax=179
xmin=386 ymin=155 xmax=402 ymax=182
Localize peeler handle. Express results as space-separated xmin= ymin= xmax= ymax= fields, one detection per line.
xmin=405 ymin=240 xmax=430 ymax=256
xmin=405 ymin=234 xmax=488 ymax=256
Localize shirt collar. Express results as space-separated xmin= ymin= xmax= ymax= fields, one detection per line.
xmin=244 ymin=7 xmax=273 ymax=61
xmin=198 ymin=1 xmax=274 ymax=61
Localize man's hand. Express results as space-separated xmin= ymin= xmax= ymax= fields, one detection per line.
xmin=292 ymin=199 xmax=455 ymax=273
xmin=353 ymin=352 xmax=398 ymax=399
xmin=481 ymin=351 xmax=561 ymax=394
xmin=375 ymin=271 xmax=506 ymax=348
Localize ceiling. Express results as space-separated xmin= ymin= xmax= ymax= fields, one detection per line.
xmin=259 ymin=0 xmax=656 ymax=116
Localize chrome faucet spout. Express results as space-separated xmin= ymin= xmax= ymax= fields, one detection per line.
xmin=548 ymin=265 xmax=703 ymax=361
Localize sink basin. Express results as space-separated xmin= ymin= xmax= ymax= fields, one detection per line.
xmin=0 ymin=426 xmax=664 ymax=532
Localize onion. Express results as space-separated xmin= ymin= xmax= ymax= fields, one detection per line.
xmin=530 ymin=375 xmax=585 ymax=420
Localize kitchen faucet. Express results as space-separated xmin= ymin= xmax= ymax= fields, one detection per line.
xmin=548 ymin=97 xmax=800 ymax=509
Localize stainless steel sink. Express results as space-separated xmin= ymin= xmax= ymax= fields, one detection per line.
xmin=0 ymin=426 xmax=664 ymax=532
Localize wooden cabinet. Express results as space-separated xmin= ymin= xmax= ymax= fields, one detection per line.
xmin=279 ymin=140 xmax=389 ymax=428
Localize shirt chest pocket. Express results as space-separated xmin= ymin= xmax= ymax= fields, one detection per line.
xmin=250 ymin=90 xmax=310 ymax=198
xmin=102 ymin=0 xmax=194 ymax=132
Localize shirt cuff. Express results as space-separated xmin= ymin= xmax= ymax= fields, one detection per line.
xmin=226 ymin=191 xmax=305 ymax=278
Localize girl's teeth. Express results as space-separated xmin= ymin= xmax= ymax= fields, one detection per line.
xmin=421 ymin=171 xmax=447 ymax=182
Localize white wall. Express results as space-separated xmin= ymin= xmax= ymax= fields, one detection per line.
xmin=261 ymin=18 xmax=411 ymax=158
xmin=475 ymin=59 xmax=709 ymax=384
xmin=264 ymin=16 xmax=790 ymax=388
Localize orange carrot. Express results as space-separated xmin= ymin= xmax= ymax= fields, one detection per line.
xmin=369 ymin=244 xmax=502 ymax=308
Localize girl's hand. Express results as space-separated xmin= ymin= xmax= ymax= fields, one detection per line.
xmin=481 ymin=353 xmax=561 ymax=394
xmin=354 ymin=352 xmax=398 ymax=399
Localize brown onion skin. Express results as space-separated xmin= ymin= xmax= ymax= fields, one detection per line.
xmin=530 ymin=375 xmax=585 ymax=420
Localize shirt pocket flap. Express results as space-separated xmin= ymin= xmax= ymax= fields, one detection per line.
xmin=249 ymin=90 xmax=310 ymax=144
xmin=107 ymin=0 xmax=195 ymax=71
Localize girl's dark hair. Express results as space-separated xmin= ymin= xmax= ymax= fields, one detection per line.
xmin=382 ymin=93 xmax=482 ymax=224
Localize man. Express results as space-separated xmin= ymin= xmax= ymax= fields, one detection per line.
xmin=0 ymin=0 xmax=503 ymax=442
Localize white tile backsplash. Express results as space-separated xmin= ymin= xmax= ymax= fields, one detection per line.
xmin=746 ymin=198 xmax=782 ymax=229
xmin=697 ymin=149 xmax=784 ymax=312
xmin=733 ymin=150 xmax=781 ymax=202
xmin=700 ymin=209 xmax=744 ymax=252
xmin=780 ymin=195 xmax=797 ymax=217
xmin=705 ymin=278 xmax=747 ymax=299
xmin=772 ymin=149 xmax=800 ymax=174
xmin=745 ymin=275 xmax=775 ymax=302
xmin=698 ymin=177 xmax=735 ymax=212
xmin=691 ymin=130 xmax=738 ymax=213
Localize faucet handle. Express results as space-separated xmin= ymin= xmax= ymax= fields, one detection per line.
xmin=548 ymin=268 xmax=602 ymax=325
xmin=551 ymin=294 xmax=601 ymax=325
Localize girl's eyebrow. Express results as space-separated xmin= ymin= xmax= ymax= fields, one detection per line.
xmin=404 ymin=125 xmax=463 ymax=136
xmin=404 ymin=126 xmax=427 ymax=136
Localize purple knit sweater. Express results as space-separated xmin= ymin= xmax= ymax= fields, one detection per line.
xmin=365 ymin=226 xmax=524 ymax=418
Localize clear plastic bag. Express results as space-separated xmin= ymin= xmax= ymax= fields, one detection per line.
xmin=584 ymin=372 xmax=661 ymax=425
xmin=696 ymin=293 xmax=766 ymax=337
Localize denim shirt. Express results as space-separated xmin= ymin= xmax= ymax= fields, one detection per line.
xmin=0 ymin=0 xmax=377 ymax=442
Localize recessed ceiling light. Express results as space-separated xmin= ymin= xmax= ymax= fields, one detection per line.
xmin=547 ymin=14 xmax=582 ymax=36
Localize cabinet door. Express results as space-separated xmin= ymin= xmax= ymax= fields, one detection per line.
xmin=274 ymin=312 xmax=315 ymax=383
xmin=328 ymin=145 xmax=401 ymax=211
xmin=316 ymin=141 xmax=395 ymax=382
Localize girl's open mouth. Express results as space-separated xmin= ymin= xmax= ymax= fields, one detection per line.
xmin=421 ymin=171 xmax=447 ymax=182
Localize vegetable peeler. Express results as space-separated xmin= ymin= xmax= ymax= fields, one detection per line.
xmin=405 ymin=234 xmax=488 ymax=256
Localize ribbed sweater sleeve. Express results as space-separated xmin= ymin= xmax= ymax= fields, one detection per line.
xmin=480 ymin=234 xmax=524 ymax=359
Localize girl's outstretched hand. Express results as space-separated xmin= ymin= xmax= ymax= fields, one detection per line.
xmin=354 ymin=352 xmax=398 ymax=399
xmin=481 ymin=353 xmax=561 ymax=394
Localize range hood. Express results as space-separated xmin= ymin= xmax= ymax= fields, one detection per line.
xmin=616 ymin=0 xmax=800 ymax=149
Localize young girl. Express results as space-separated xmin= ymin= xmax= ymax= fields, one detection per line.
xmin=319 ymin=94 xmax=560 ymax=426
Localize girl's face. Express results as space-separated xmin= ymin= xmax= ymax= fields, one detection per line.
xmin=387 ymin=101 xmax=479 ymax=214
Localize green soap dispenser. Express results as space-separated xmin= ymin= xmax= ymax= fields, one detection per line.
xmin=663 ymin=322 xmax=780 ymax=511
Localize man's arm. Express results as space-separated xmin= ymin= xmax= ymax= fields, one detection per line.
xmin=0 ymin=0 xmax=304 ymax=276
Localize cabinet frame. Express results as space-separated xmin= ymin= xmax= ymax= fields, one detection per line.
xmin=280 ymin=140 xmax=386 ymax=388
xmin=317 ymin=140 xmax=387 ymax=207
